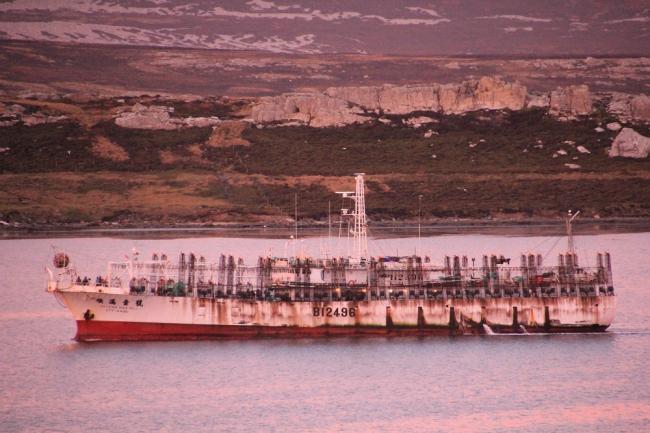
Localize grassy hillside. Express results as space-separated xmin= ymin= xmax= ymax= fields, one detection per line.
xmin=1 ymin=100 xmax=649 ymax=226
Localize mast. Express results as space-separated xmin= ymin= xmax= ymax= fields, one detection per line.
xmin=566 ymin=210 xmax=580 ymax=256
xmin=418 ymin=194 xmax=422 ymax=255
xmin=328 ymin=200 xmax=331 ymax=240
xmin=327 ymin=200 xmax=332 ymax=258
xmin=336 ymin=173 xmax=368 ymax=261
xmin=294 ymin=192 xmax=299 ymax=257
xmin=294 ymin=193 xmax=298 ymax=243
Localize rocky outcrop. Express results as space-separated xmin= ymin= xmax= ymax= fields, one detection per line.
xmin=630 ymin=95 xmax=650 ymax=121
xmin=549 ymin=85 xmax=592 ymax=116
xmin=0 ymin=103 xmax=69 ymax=127
xmin=325 ymin=84 xmax=439 ymax=114
xmin=251 ymin=93 xmax=366 ymax=127
xmin=471 ymin=76 xmax=528 ymax=112
xmin=324 ymin=76 xmax=527 ymax=115
xmin=114 ymin=103 xmax=220 ymax=130
xmin=252 ymin=77 xmax=527 ymax=126
xmin=438 ymin=77 xmax=527 ymax=113
xmin=21 ymin=113 xmax=69 ymax=126
xmin=404 ymin=116 xmax=436 ymax=128
xmin=608 ymin=93 xmax=650 ymax=123
xmin=115 ymin=104 xmax=177 ymax=129
xmin=184 ymin=117 xmax=224 ymax=128
xmin=608 ymin=128 xmax=650 ymax=158
xmin=2 ymin=104 xmax=31 ymax=125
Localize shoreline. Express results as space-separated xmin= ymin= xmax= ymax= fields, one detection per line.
xmin=3 ymin=217 xmax=650 ymax=239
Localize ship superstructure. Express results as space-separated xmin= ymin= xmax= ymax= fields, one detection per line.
xmin=47 ymin=174 xmax=616 ymax=341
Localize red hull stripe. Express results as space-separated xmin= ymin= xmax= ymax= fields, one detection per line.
xmin=75 ymin=320 xmax=609 ymax=341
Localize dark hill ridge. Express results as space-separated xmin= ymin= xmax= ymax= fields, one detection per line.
xmin=1 ymin=1 xmax=650 ymax=56
xmin=2 ymin=41 xmax=650 ymax=98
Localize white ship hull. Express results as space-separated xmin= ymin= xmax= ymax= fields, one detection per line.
xmin=54 ymin=287 xmax=616 ymax=341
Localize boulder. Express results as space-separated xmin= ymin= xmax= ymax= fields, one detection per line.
xmin=549 ymin=85 xmax=592 ymax=116
xmin=423 ymin=130 xmax=437 ymax=138
xmin=577 ymin=145 xmax=591 ymax=154
xmin=606 ymin=122 xmax=622 ymax=131
xmin=183 ymin=116 xmax=221 ymax=128
xmin=404 ymin=116 xmax=436 ymax=128
xmin=115 ymin=105 xmax=180 ymax=130
xmin=608 ymin=128 xmax=650 ymax=158
xmin=115 ymin=104 xmax=220 ymax=129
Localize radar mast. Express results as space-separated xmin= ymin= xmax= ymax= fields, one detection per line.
xmin=336 ymin=173 xmax=368 ymax=261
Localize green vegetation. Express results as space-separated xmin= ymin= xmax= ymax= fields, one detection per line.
xmin=199 ymin=178 xmax=332 ymax=218
xmin=93 ymin=121 xmax=213 ymax=170
xmin=75 ymin=177 xmax=136 ymax=195
xmin=1 ymin=104 xmax=649 ymax=224
xmin=3 ymin=109 xmax=649 ymax=176
xmin=0 ymin=122 xmax=95 ymax=173
xmin=369 ymin=178 xmax=650 ymax=219
xmin=225 ymin=109 xmax=650 ymax=176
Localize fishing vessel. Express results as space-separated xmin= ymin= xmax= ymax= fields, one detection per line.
xmin=47 ymin=174 xmax=616 ymax=341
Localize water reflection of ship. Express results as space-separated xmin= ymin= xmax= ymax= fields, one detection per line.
xmin=47 ymin=174 xmax=615 ymax=341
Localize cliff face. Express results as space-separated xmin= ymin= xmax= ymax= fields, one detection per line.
xmin=252 ymin=93 xmax=366 ymax=127
xmin=252 ymin=77 xmax=528 ymax=126
xmin=250 ymin=76 xmax=650 ymax=128
xmin=251 ymin=77 xmax=574 ymax=127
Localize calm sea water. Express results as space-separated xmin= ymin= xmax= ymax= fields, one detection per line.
xmin=1 ymin=232 xmax=649 ymax=433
